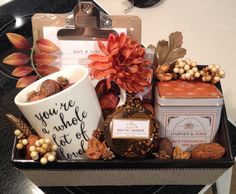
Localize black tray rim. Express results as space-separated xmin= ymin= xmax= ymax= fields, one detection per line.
xmin=11 ymin=105 xmax=235 ymax=170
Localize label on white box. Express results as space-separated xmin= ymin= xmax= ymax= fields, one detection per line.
xmin=112 ymin=119 xmax=150 ymax=139
xmin=43 ymin=27 xmax=126 ymax=68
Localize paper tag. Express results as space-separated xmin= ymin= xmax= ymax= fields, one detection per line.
xmin=43 ymin=27 xmax=127 ymax=68
xmin=112 ymin=119 xmax=150 ymax=139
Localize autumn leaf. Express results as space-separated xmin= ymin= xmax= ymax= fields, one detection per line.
xmin=165 ymin=48 xmax=186 ymax=65
xmin=11 ymin=66 xmax=33 ymax=77
xmin=34 ymin=53 xmax=57 ymax=66
xmin=157 ymin=40 xmax=169 ymax=66
xmin=16 ymin=75 xmax=38 ymax=88
xmin=6 ymin=33 xmax=31 ymax=50
xmin=36 ymin=39 xmax=59 ymax=53
xmin=2 ymin=52 xmax=29 ymax=65
xmin=36 ymin=65 xmax=59 ymax=76
xmin=86 ymin=138 xmax=105 ymax=160
xmin=169 ymin=31 xmax=183 ymax=51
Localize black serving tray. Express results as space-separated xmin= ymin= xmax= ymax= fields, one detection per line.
xmin=11 ymin=105 xmax=234 ymax=170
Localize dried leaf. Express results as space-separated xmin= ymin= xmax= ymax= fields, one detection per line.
xmin=86 ymin=137 xmax=105 ymax=160
xmin=36 ymin=39 xmax=59 ymax=53
xmin=5 ymin=113 xmax=31 ymax=137
xmin=36 ymin=65 xmax=59 ymax=76
xmin=34 ymin=53 xmax=57 ymax=66
xmin=12 ymin=66 xmax=33 ymax=77
xmin=169 ymin=31 xmax=183 ymax=51
xmin=165 ymin=48 xmax=186 ymax=65
xmin=6 ymin=33 xmax=31 ymax=50
xmin=157 ymin=40 xmax=169 ymax=65
xmin=2 ymin=52 xmax=29 ymax=66
xmin=157 ymin=32 xmax=186 ymax=66
xmin=16 ymin=75 xmax=38 ymax=88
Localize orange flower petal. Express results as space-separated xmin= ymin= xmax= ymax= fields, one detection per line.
xmin=89 ymin=62 xmax=112 ymax=70
xmin=128 ymin=65 xmax=138 ymax=73
xmin=16 ymin=75 xmax=38 ymax=88
xmin=120 ymin=83 xmax=132 ymax=93
xmin=6 ymin=33 xmax=31 ymax=50
xmin=2 ymin=52 xmax=29 ymax=66
xmin=131 ymin=58 xmax=143 ymax=65
xmin=119 ymin=32 xmax=127 ymax=48
xmin=132 ymin=82 xmax=145 ymax=93
xmin=133 ymin=77 xmax=149 ymax=86
xmin=36 ymin=39 xmax=59 ymax=53
xmin=88 ymin=54 xmax=110 ymax=62
xmin=110 ymin=48 xmax=119 ymax=56
xmin=12 ymin=66 xmax=33 ymax=77
xmin=36 ymin=65 xmax=59 ymax=76
xmin=138 ymin=47 xmax=145 ymax=56
xmin=106 ymin=76 xmax=112 ymax=89
xmin=34 ymin=53 xmax=57 ymax=66
xmin=93 ymin=68 xmax=116 ymax=80
xmin=122 ymin=48 xmax=132 ymax=60
xmin=127 ymin=82 xmax=137 ymax=93
xmin=98 ymin=41 xmax=109 ymax=55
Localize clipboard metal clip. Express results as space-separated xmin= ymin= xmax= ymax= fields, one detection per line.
xmin=58 ymin=1 xmax=117 ymax=40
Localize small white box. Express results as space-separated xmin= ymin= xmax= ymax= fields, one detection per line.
xmin=155 ymin=80 xmax=223 ymax=151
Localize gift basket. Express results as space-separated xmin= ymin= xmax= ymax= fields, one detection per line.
xmin=1 ymin=1 xmax=233 ymax=186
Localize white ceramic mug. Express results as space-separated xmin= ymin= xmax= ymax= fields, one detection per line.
xmin=14 ymin=66 xmax=103 ymax=160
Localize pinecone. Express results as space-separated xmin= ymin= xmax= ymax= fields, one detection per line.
xmin=57 ymin=76 xmax=69 ymax=87
xmin=102 ymin=148 xmax=115 ymax=160
xmin=153 ymin=150 xmax=171 ymax=159
xmin=92 ymin=128 xmax=103 ymax=141
xmin=5 ymin=114 xmax=32 ymax=137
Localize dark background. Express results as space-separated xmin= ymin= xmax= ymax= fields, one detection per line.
xmin=0 ymin=0 xmax=235 ymax=193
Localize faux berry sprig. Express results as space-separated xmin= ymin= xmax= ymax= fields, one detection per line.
xmin=174 ymin=58 xmax=200 ymax=80
xmin=200 ymin=64 xmax=225 ymax=84
xmin=29 ymin=138 xmax=58 ymax=164
xmin=6 ymin=113 xmax=58 ymax=165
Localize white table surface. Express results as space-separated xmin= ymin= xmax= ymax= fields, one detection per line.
xmin=95 ymin=0 xmax=236 ymax=126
